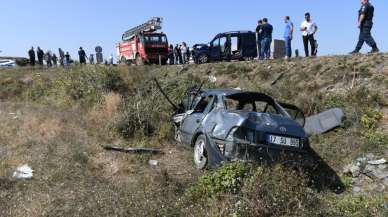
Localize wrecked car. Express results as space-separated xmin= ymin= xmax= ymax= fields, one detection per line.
xmin=172 ymin=89 xmax=314 ymax=169
xmin=172 ymin=88 xmax=343 ymax=169
xmin=154 ymin=79 xmax=344 ymax=170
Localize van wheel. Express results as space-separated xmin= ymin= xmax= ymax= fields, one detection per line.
xmin=136 ymin=54 xmax=144 ymax=66
xmin=198 ymin=54 xmax=208 ymax=64
xmin=193 ymin=135 xmax=208 ymax=170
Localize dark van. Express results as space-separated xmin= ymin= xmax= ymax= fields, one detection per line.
xmin=192 ymin=31 xmax=257 ymax=64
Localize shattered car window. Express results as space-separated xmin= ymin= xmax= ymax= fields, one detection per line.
xmin=225 ymin=97 xmax=278 ymax=114
xmin=194 ymin=95 xmax=214 ymax=113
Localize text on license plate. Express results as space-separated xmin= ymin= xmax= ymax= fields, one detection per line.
xmin=267 ymin=135 xmax=300 ymax=147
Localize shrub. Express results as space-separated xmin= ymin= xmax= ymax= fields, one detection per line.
xmin=186 ymin=162 xmax=251 ymax=201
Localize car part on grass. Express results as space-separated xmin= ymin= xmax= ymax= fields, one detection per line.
xmin=103 ymin=146 xmax=162 ymax=154
xmin=304 ymin=108 xmax=344 ymax=136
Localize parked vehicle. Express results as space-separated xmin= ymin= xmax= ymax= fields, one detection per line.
xmin=116 ymin=17 xmax=169 ymax=65
xmin=192 ymin=31 xmax=258 ymax=64
xmin=0 ymin=59 xmax=16 ymax=68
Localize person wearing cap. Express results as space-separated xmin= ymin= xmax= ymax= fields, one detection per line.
xmin=300 ymin=13 xmax=318 ymax=57
xmin=350 ymin=0 xmax=379 ymax=54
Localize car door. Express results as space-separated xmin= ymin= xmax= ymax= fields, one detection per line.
xmin=180 ymin=95 xmax=215 ymax=144
xmin=209 ymin=37 xmax=221 ymax=61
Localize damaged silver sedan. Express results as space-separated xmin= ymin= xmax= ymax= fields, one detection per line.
xmin=172 ymin=89 xmax=343 ymax=169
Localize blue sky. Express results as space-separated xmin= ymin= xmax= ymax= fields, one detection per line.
xmin=0 ymin=0 xmax=387 ymax=59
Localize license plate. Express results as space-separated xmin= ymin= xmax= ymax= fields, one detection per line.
xmin=267 ymin=135 xmax=300 ymax=147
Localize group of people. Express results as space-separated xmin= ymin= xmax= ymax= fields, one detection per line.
xmin=256 ymin=0 xmax=379 ymax=59
xmin=256 ymin=13 xmax=318 ymax=60
xmin=168 ymin=42 xmax=190 ymax=65
xmin=28 ymin=47 xmax=114 ymax=67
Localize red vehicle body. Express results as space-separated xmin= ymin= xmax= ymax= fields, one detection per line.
xmin=117 ymin=33 xmax=168 ymax=65
xmin=116 ymin=18 xmax=169 ymax=65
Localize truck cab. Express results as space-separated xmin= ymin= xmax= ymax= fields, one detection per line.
xmin=192 ymin=31 xmax=257 ymax=64
xmin=117 ymin=17 xmax=169 ymax=65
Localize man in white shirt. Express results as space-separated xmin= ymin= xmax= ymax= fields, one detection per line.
xmin=300 ymin=13 xmax=318 ymax=57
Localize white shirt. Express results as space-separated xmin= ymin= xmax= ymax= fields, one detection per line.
xmin=300 ymin=20 xmax=317 ymax=36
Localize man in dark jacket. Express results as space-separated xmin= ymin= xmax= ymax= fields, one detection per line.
xmin=28 ymin=47 xmax=36 ymax=66
xmin=78 ymin=47 xmax=87 ymax=64
xmin=255 ymin=20 xmax=263 ymax=59
xmin=260 ymin=18 xmax=273 ymax=60
xmin=37 ymin=47 xmax=44 ymax=65
xmin=350 ymin=0 xmax=379 ymax=54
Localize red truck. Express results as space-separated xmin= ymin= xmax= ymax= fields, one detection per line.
xmin=116 ymin=17 xmax=169 ymax=65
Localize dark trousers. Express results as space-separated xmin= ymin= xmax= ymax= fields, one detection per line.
xmin=257 ymin=39 xmax=263 ymax=59
xmin=284 ymin=37 xmax=292 ymax=58
xmin=29 ymin=58 xmax=35 ymax=66
xmin=261 ymin=37 xmax=272 ymax=59
xmin=355 ymin=22 xmax=377 ymax=51
xmin=303 ymin=34 xmax=316 ymax=57
xmin=38 ymin=57 xmax=43 ymax=65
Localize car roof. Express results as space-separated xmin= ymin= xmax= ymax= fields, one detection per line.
xmin=202 ymin=88 xmax=242 ymax=96
xmin=219 ymin=31 xmax=254 ymax=35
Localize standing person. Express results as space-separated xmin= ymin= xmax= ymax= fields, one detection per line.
xmin=181 ymin=42 xmax=188 ymax=64
xmin=260 ymin=18 xmax=273 ymax=60
xmin=37 ymin=47 xmax=44 ymax=65
xmin=109 ymin=54 xmax=114 ymax=65
xmin=65 ymin=52 xmax=71 ymax=66
xmin=89 ymin=54 xmax=95 ymax=64
xmin=58 ymin=48 xmax=65 ymax=66
xmin=46 ymin=51 xmax=52 ymax=67
xmin=300 ymin=13 xmax=318 ymax=57
xmin=255 ymin=20 xmax=263 ymax=59
xmin=52 ymin=53 xmax=58 ymax=66
xmin=28 ymin=47 xmax=36 ymax=66
xmin=284 ymin=16 xmax=294 ymax=59
xmin=350 ymin=0 xmax=379 ymax=54
xmin=174 ymin=44 xmax=180 ymax=64
xmin=177 ymin=44 xmax=183 ymax=64
xmin=78 ymin=47 xmax=87 ymax=64
xmin=168 ymin=44 xmax=174 ymax=65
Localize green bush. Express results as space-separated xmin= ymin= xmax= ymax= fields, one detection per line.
xmin=186 ymin=162 xmax=251 ymax=200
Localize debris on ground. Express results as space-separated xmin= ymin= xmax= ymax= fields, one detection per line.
xmin=148 ymin=160 xmax=159 ymax=167
xmin=12 ymin=164 xmax=33 ymax=179
xmin=343 ymin=154 xmax=388 ymax=193
xmin=368 ymin=158 xmax=387 ymax=165
xmin=103 ymin=146 xmax=162 ymax=154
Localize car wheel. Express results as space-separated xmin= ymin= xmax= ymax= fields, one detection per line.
xmin=136 ymin=54 xmax=144 ymax=66
xmin=193 ymin=135 xmax=208 ymax=170
xmin=198 ymin=54 xmax=208 ymax=64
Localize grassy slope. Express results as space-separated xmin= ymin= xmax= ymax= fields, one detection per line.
xmin=0 ymin=54 xmax=387 ymax=217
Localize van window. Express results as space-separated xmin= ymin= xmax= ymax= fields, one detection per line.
xmin=219 ymin=37 xmax=227 ymax=53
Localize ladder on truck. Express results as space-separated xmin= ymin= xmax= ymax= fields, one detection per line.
xmin=122 ymin=17 xmax=163 ymax=41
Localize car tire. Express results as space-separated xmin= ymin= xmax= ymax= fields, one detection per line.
xmin=136 ymin=54 xmax=144 ymax=66
xmin=197 ymin=54 xmax=208 ymax=64
xmin=193 ymin=135 xmax=208 ymax=170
